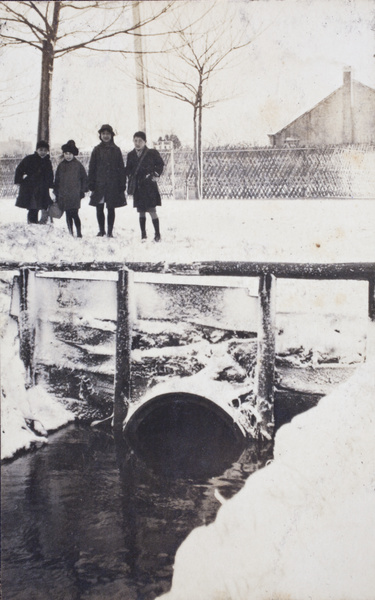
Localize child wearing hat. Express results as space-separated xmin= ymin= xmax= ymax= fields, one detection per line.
xmin=88 ymin=124 xmax=126 ymax=238
xmin=14 ymin=140 xmax=54 ymax=224
xmin=54 ymin=140 xmax=88 ymax=238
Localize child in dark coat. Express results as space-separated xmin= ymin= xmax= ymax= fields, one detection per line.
xmin=88 ymin=124 xmax=126 ymax=238
xmin=125 ymin=131 xmax=164 ymax=242
xmin=54 ymin=140 xmax=88 ymax=237
xmin=14 ymin=140 xmax=54 ymax=224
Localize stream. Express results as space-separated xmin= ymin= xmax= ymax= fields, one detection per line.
xmin=1 ymin=423 xmax=273 ymax=600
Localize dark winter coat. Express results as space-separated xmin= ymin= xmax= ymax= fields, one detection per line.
xmin=88 ymin=141 xmax=126 ymax=208
xmin=14 ymin=152 xmax=53 ymax=210
xmin=125 ymin=147 xmax=164 ymax=211
xmin=54 ymin=157 xmax=89 ymax=211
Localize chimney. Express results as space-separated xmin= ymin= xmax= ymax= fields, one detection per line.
xmin=342 ymin=66 xmax=353 ymax=143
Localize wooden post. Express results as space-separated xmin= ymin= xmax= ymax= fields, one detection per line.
xmin=254 ymin=273 xmax=276 ymax=440
xmin=132 ymin=0 xmax=147 ymax=136
xmin=170 ymin=143 xmax=175 ymax=199
xmin=113 ymin=268 xmax=133 ymax=434
xmin=366 ymin=277 xmax=375 ymax=360
xmin=18 ymin=268 xmax=36 ymax=387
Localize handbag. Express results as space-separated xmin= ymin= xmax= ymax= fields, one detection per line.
xmin=48 ymin=202 xmax=64 ymax=219
xmin=127 ymin=174 xmax=136 ymax=196
xmin=127 ymin=149 xmax=148 ymax=195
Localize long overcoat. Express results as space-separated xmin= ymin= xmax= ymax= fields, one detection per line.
xmin=88 ymin=141 xmax=126 ymax=208
xmin=125 ymin=147 xmax=164 ymax=211
xmin=54 ymin=158 xmax=89 ymax=211
xmin=14 ymin=152 xmax=53 ymax=210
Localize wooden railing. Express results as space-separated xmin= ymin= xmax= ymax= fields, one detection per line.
xmin=1 ymin=261 xmax=374 ymax=439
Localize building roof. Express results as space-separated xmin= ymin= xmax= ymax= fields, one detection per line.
xmin=268 ymin=75 xmax=375 ymax=138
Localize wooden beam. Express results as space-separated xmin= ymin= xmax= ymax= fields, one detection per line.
xmin=0 ymin=261 xmax=374 ymax=281
xmin=18 ymin=268 xmax=36 ymax=386
xmin=113 ymin=268 xmax=133 ymax=434
xmin=367 ymin=278 xmax=375 ymax=360
xmin=254 ymin=274 xmax=276 ymax=440
xmin=369 ymin=278 xmax=375 ymax=321
xmin=0 ymin=261 xmax=168 ymax=273
xmin=199 ymin=262 xmax=375 ymax=281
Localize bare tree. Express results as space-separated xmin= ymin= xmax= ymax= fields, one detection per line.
xmin=0 ymin=0 xmax=173 ymax=142
xmin=133 ymin=3 xmax=264 ymax=199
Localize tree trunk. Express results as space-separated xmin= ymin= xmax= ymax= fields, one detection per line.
xmin=193 ymin=104 xmax=199 ymax=199
xmin=197 ymin=94 xmax=203 ymax=199
xmin=193 ymin=83 xmax=203 ymax=200
xmin=37 ymin=1 xmax=61 ymax=142
xmin=132 ymin=0 xmax=147 ymax=135
xmin=37 ymin=41 xmax=54 ymax=142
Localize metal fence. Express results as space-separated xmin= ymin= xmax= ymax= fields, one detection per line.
xmin=2 ymin=144 xmax=375 ymax=200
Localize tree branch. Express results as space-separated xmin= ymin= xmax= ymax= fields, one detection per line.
xmin=0 ymin=33 xmax=42 ymax=50
xmin=29 ymin=1 xmax=54 ymax=37
xmin=0 ymin=2 xmax=46 ymax=40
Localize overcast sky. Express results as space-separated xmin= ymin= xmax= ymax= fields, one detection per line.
xmin=1 ymin=0 xmax=374 ymax=151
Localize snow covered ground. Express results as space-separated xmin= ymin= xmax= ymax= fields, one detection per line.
xmin=0 ymin=196 xmax=374 ymax=263
xmin=157 ymin=360 xmax=375 ymax=600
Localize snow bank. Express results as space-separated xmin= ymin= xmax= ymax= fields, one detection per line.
xmin=1 ymin=313 xmax=75 ymax=461
xmin=158 ymin=361 xmax=375 ymax=600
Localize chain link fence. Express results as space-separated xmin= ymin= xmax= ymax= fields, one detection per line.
xmin=2 ymin=144 xmax=375 ymax=200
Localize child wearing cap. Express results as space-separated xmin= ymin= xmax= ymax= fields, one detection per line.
xmin=54 ymin=140 xmax=88 ymax=238
xmin=125 ymin=131 xmax=164 ymax=242
xmin=14 ymin=140 xmax=54 ymax=224
xmin=88 ymin=124 xmax=126 ymax=238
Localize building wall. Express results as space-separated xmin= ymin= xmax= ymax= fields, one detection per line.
xmin=352 ymin=82 xmax=375 ymax=144
xmin=272 ymin=88 xmax=346 ymax=147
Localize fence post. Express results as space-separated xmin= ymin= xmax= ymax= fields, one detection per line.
xmin=254 ymin=273 xmax=276 ymax=440
xmin=18 ymin=268 xmax=36 ymax=387
xmin=170 ymin=145 xmax=175 ymax=199
xmin=113 ymin=268 xmax=133 ymax=434
xmin=366 ymin=277 xmax=375 ymax=360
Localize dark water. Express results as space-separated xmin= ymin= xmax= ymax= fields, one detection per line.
xmin=1 ymin=424 xmax=273 ymax=600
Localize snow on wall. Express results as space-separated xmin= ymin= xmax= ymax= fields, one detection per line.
xmin=11 ymin=273 xmax=367 ymax=378
xmin=157 ymin=360 xmax=375 ymax=600
xmin=1 ymin=277 xmax=75 ymax=460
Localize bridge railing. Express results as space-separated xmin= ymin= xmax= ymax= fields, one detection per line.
xmin=1 ymin=261 xmax=374 ymax=439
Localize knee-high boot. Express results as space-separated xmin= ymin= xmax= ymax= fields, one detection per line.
xmin=27 ymin=209 xmax=38 ymax=224
xmin=74 ymin=213 xmax=82 ymax=238
xmin=66 ymin=212 xmax=74 ymax=236
xmin=96 ymin=205 xmax=105 ymax=236
xmin=139 ymin=216 xmax=147 ymax=240
xmin=107 ymin=209 xmax=115 ymax=237
xmin=152 ymin=217 xmax=161 ymax=242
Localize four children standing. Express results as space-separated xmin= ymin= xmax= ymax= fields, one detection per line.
xmin=14 ymin=125 xmax=165 ymax=241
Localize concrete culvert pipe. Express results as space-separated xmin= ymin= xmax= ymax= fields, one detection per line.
xmin=123 ymin=392 xmax=247 ymax=478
